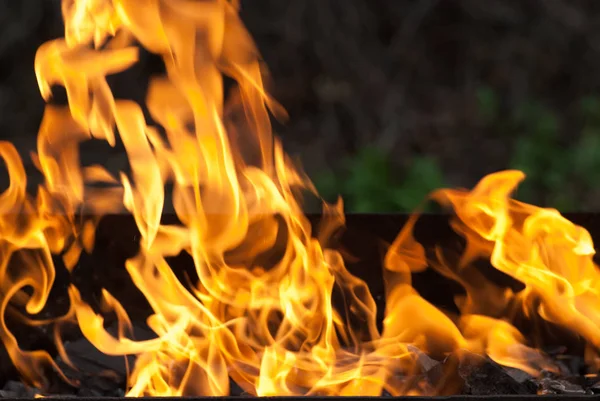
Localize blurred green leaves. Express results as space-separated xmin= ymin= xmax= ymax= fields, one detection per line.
xmin=315 ymin=147 xmax=445 ymax=213
xmin=314 ymin=88 xmax=600 ymax=213
xmin=476 ymin=86 xmax=500 ymax=124
xmin=477 ymin=87 xmax=600 ymax=211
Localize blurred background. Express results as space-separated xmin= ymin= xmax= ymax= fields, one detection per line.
xmin=2 ymin=0 xmax=600 ymax=212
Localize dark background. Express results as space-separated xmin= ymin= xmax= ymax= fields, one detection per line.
xmin=2 ymin=0 xmax=600 ymax=212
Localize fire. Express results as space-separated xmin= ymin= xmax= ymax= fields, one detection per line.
xmin=0 ymin=0 xmax=598 ymax=396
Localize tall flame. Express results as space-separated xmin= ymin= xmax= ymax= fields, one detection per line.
xmin=0 ymin=0 xmax=599 ymax=396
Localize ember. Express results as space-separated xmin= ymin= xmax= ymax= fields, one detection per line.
xmin=0 ymin=0 xmax=599 ymax=397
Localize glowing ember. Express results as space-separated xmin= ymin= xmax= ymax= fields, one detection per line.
xmin=0 ymin=0 xmax=598 ymax=396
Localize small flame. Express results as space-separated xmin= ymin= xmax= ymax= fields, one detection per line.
xmin=0 ymin=0 xmax=598 ymax=396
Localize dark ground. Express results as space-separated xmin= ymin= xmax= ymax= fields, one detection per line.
xmin=2 ymin=0 xmax=600 ymax=211
xmin=3 ymin=213 xmax=600 ymax=396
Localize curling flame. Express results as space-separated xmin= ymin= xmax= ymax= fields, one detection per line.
xmin=0 ymin=0 xmax=600 ymax=396
xmin=432 ymin=171 xmax=600 ymax=369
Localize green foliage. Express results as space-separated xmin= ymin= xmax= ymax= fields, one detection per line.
xmin=476 ymin=87 xmax=600 ymax=211
xmin=314 ymin=147 xmax=445 ymax=213
xmin=476 ymin=86 xmax=500 ymax=124
xmin=315 ymin=89 xmax=600 ymax=214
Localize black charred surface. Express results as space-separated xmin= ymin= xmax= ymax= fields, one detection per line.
xmin=454 ymin=351 xmax=536 ymax=395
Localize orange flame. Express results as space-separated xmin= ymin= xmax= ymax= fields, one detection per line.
xmin=0 ymin=0 xmax=599 ymax=396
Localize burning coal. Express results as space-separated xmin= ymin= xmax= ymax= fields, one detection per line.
xmin=0 ymin=0 xmax=598 ymax=396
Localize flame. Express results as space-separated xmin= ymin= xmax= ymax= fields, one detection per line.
xmin=0 ymin=0 xmax=599 ymax=396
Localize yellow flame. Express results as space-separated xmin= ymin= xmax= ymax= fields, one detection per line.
xmin=0 ymin=0 xmax=599 ymax=397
